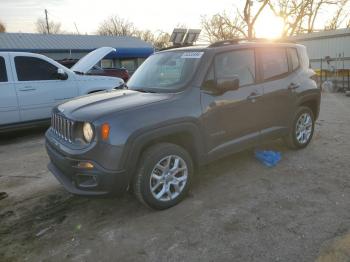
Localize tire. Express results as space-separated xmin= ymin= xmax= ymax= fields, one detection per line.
xmin=133 ymin=143 xmax=193 ymax=210
xmin=284 ymin=106 xmax=315 ymax=149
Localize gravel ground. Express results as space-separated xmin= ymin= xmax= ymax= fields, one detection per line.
xmin=0 ymin=93 xmax=349 ymax=262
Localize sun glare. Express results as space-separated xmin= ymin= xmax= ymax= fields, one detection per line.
xmin=254 ymin=10 xmax=284 ymax=39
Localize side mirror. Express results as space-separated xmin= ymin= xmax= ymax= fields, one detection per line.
xmin=216 ymin=77 xmax=239 ymax=93
xmin=202 ymin=77 xmax=239 ymax=95
xmin=56 ymin=68 xmax=68 ymax=80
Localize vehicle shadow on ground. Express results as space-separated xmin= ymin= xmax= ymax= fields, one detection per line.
xmin=20 ymin=139 xmax=288 ymax=227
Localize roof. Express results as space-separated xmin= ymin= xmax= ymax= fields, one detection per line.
xmin=0 ymin=33 xmax=154 ymax=58
xmin=289 ymin=28 xmax=350 ymax=42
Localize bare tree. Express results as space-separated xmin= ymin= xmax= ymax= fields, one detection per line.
xmin=242 ymin=0 xmax=269 ymax=39
xmin=268 ymin=0 xmax=308 ymax=37
xmin=136 ymin=30 xmax=171 ymax=49
xmin=268 ymin=0 xmax=338 ymax=37
xmin=325 ymin=0 xmax=349 ymax=30
xmin=36 ymin=18 xmax=61 ymax=34
xmin=97 ymin=16 xmax=136 ymax=36
xmin=97 ymin=15 xmax=171 ymax=49
xmin=135 ymin=30 xmax=155 ymax=42
xmin=201 ymin=0 xmax=268 ymax=42
xmin=0 ymin=21 xmax=5 ymax=33
xmin=153 ymin=32 xmax=171 ymax=49
xmin=201 ymin=13 xmax=247 ymax=42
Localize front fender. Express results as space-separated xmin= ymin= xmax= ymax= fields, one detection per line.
xmin=120 ymin=120 xmax=206 ymax=175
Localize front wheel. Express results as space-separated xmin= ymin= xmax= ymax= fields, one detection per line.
xmin=284 ymin=106 xmax=315 ymax=149
xmin=133 ymin=143 xmax=193 ymax=210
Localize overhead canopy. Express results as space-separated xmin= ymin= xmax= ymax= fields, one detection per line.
xmin=104 ymin=47 xmax=154 ymax=59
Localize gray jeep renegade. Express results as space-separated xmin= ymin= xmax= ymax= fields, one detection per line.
xmin=45 ymin=40 xmax=321 ymax=209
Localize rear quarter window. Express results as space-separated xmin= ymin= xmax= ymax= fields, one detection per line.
xmin=0 ymin=56 xmax=8 ymax=82
xmin=260 ymin=48 xmax=288 ymax=81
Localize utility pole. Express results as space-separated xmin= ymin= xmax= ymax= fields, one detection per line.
xmin=45 ymin=9 xmax=50 ymax=34
xmin=74 ymin=22 xmax=80 ymax=35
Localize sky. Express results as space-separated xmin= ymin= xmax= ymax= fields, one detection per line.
xmin=0 ymin=0 xmax=344 ymax=38
xmin=0 ymin=0 xmax=237 ymax=34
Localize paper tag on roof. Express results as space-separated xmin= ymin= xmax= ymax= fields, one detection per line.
xmin=181 ymin=52 xmax=204 ymax=59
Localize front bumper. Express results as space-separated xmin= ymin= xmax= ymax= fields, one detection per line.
xmin=46 ymin=141 xmax=128 ymax=196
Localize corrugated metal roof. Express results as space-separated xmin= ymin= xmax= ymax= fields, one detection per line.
xmin=0 ymin=32 xmax=153 ymax=51
xmin=289 ymin=28 xmax=350 ymax=42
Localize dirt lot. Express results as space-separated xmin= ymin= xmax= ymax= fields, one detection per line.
xmin=0 ymin=93 xmax=349 ymax=262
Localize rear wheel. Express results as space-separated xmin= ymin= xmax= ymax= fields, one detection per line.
xmin=133 ymin=143 xmax=193 ymax=210
xmin=285 ymin=106 xmax=315 ymax=149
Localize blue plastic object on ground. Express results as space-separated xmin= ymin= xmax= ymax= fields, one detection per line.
xmin=255 ymin=150 xmax=282 ymax=167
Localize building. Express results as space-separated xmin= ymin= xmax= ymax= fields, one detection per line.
xmin=0 ymin=33 xmax=154 ymax=73
xmin=290 ymin=28 xmax=350 ymax=70
xmin=290 ymin=28 xmax=350 ymax=90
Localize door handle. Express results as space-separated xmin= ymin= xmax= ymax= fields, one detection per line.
xmin=19 ymin=86 xmax=36 ymax=92
xmin=247 ymin=93 xmax=262 ymax=102
xmin=288 ymin=82 xmax=300 ymax=90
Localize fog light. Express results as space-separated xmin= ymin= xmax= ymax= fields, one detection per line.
xmin=77 ymin=161 xmax=94 ymax=169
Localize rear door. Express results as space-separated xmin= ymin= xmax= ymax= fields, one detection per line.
xmin=12 ymin=55 xmax=77 ymax=122
xmin=201 ymin=48 xmax=265 ymax=159
xmin=0 ymin=54 xmax=20 ymax=125
xmin=258 ymin=47 xmax=297 ymax=139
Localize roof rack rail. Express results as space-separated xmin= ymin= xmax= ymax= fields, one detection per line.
xmin=208 ymin=38 xmax=296 ymax=48
xmin=158 ymin=43 xmax=193 ymax=51
xmin=208 ymin=39 xmax=239 ymax=47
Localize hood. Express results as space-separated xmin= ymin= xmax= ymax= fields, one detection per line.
xmin=57 ymin=90 xmax=172 ymax=121
xmin=74 ymin=73 xmax=124 ymax=87
xmin=71 ymin=47 xmax=116 ymax=74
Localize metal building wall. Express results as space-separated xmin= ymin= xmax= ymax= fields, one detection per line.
xmin=290 ymin=28 xmax=350 ymax=70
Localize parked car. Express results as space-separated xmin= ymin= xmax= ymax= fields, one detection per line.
xmin=56 ymin=59 xmax=77 ymax=68
xmin=45 ymin=41 xmax=321 ymax=210
xmin=0 ymin=47 xmax=124 ymax=131
xmin=57 ymin=60 xmax=130 ymax=82
xmin=87 ymin=65 xmax=130 ymax=82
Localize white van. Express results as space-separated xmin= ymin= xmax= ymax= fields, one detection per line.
xmin=0 ymin=47 xmax=124 ymax=131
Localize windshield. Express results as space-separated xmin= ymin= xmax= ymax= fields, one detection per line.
xmin=127 ymin=51 xmax=203 ymax=92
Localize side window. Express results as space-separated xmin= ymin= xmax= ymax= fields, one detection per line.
xmin=0 ymin=56 xmax=8 ymax=82
xmin=260 ymin=48 xmax=288 ymax=81
xmin=215 ymin=49 xmax=255 ymax=86
xmin=287 ymin=48 xmax=300 ymax=71
xmin=15 ymin=56 xmax=58 ymax=81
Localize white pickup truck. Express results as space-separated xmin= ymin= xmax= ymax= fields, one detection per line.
xmin=0 ymin=47 xmax=124 ymax=131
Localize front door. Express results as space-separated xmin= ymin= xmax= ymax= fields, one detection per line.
xmin=0 ymin=54 xmax=20 ymax=125
xmin=201 ymin=48 xmax=264 ymax=160
xmin=12 ymin=55 xmax=77 ymax=122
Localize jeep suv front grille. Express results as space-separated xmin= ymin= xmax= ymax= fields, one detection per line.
xmin=51 ymin=113 xmax=74 ymax=142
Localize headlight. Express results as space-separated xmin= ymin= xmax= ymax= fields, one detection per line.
xmin=82 ymin=122 xmax=94 ymax=143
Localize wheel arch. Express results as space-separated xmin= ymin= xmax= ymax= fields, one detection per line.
xmin=121 ymin=121 xmax=206 ymax=179
xmin=297 ymin=91 xmax=321 ymax=119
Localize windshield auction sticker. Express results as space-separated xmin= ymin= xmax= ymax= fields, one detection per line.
xmin=181 ymin=52 xmax=204 ymax=59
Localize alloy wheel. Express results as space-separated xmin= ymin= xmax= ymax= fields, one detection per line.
xmin=149 ymin=155 xmax=188 ymax=202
